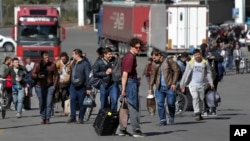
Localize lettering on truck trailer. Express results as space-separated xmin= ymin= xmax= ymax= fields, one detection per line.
xmin=112 ymin=12 xmax=124 ymax=30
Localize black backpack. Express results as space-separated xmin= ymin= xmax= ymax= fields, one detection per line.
xmin=112 ymin=57 xmax=122 ymax=82
xmin=23 ymin=71 xmax=36 ymax=87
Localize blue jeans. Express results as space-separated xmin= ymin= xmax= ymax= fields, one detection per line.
xmin=123 ymin=78 xmax=141 ymax=132
xmin=12 ymin=85 xmax=25 ymax=113
xmin=126 ymin=78 xmax=139 ymax=109
xmin=69 ymin=85 xmax=86 ymax=120
xmin=35 ymin=85 xmax=55 ymax=120
xmin=100 ymin=83 xmax=119 ymax=110
xmin=155 ymin=85 xmax=176 ymax=123
xmin=227 ymin=55 xmax=233 ymax=69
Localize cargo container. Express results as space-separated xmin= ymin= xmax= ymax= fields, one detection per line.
xmin=98 ymin=2 xmax=208 ymax=56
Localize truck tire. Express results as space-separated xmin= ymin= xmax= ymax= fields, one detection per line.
xmin=4 ymin=43 xmax=15 ymax=52
xmin=124 ymin=44 xmax=129 ymax=54
xmin=118 ymin=42 xmax=123 ymax=54
xmin=121 ymin=45 xmax=125 ymax=55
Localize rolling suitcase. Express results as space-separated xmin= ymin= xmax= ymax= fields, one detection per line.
xmin=93 ymin=108 xmax=119 ymax=136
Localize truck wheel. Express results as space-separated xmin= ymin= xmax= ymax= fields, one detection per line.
xmin=120 ymin=45 xmax=124 ymax=55
xmin=124 ymin=44 xmax=129 ymax=54
xmin=4 ymin=43 xmax=14 ymax=52
xmin=118 ymin=42 xmax=123 ymax=54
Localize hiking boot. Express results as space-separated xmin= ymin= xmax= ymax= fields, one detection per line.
xmin=66 ymin=118 xmax=77 ymax=123
xmin=118 ymin=130 xmax=131 ymax=136
xmin=133 ymin=130 xmax=146 ymax=138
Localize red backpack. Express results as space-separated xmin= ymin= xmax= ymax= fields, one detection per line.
xmin=5 ymin=74 xmax=13 ymax=88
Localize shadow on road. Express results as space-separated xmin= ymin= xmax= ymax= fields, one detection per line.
xmin=175 ymin=121 xmax=205 ymax=125
xmin=145 ymin=129 xmax=187 ymax=137
xmin=1 ymin=120 xmax=67 ymax=130
xmin=219 ymin=113 xmax=247 ymax=116
xmin=218 ymin=109 xmax=243 ymax=112
xmin=204 ymin=116 xmax=231 ymax=120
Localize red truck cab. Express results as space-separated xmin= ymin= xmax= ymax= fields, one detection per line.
xmin=12 ymin=5 xmax=66 ymax=64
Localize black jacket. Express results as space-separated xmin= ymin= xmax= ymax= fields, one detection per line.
xmin=92 ymin=57 xmax=114 ymax=88
xmin=10 ymin=65 xmax=28 ymax=87
xmin=70 ymin=57 xmax=92 ymax=90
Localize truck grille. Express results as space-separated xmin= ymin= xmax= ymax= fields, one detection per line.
xmin=23 ymin=50 xmax=54 ymax=58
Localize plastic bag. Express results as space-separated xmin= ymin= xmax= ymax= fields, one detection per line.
xmin=146 ymin=94 xmax=156 ymax=116
xmin=83 ymin=94 xmax=96 ymax=107
xmin=206 ymin=90 xmax=221 ymax=107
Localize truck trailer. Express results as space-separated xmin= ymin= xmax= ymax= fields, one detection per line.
xmin=98 ymin=2 xmax=208 ymax=56
xmin=12 ymin=5 xmax=66 ymax=63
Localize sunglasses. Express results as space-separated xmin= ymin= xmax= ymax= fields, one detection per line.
xmin=134 ymin=46 xmax=141 ymax=50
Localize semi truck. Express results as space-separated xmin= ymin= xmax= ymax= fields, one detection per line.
xmin=98 ymin=2 xmax=208 ymax=57
xmin=98 ymin=2 xmax=151 ymax=55
xmin=12 ymin=5 xmax=66 ymax=63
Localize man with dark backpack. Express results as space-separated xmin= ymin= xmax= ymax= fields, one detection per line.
xmin=92 ymin=47 xmax=119 ymax=111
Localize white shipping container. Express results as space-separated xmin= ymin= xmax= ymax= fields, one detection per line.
xmin=166 ymin=5 xmax=208 ymax=53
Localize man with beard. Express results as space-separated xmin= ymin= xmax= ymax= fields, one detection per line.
xmin=32 ymin=51 xmax=59 ymax=124
xmin=148 ymin=48 xmax=180 ymax=126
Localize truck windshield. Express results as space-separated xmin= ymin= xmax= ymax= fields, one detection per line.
xmin=18 ymin=25 xmax=59 ymax=46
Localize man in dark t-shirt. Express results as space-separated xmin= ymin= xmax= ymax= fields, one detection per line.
xmin=118 ymin=37 xmax=145 ymax=138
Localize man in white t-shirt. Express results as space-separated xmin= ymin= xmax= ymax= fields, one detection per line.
xmin=180 ymin=49 xmax=214 ymax=121
xmin=25 ymin=58 xmax=35 ymax=72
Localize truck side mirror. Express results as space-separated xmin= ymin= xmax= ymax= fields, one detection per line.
xmin=61 ymin=27 xmax=66 ymax=41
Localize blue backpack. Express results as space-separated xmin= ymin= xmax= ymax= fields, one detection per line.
xmin=23 ymin=71 xmax=36 ymax=87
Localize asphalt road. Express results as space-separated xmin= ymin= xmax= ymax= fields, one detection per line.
xmin=0 ymin=27 xmax=250 ymax=141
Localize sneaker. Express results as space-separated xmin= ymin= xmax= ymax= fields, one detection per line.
xmin=118 ymin=130 xmax=131 ymax=136
xmin=16 ymin=113 xmax=22 ymax=118
xmin=169 ymin=118 xmax=174 ymax=125
xmin=133 ymin=130 xmax=146 ymax=138
xmin=66 ymin=118 xmax=77 ymax=123
xmin=195 ymin=115 xmax=204 ymax=121
xmin=41 ymin=120 xmax=46 ymax=124
xmin=156 ymin=122 xmax=167 ymax=126
xmin=45 ymin=119 xmax=50 ymax=124
xmin=202 ymin=112 xmax=208 ymax=117
xmin=209 ymin=112 xmax=217 ymax=116
xmin=168 ymin=121 xmax=175 ymax=125
xmin=77 ymin=119 xmax=84 ymax=124
xmin=10 ymin=106 xmax=16 ymax=111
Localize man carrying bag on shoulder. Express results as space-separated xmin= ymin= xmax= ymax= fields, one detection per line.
xmin=66 ymin=49 xmax=92 ymax=124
